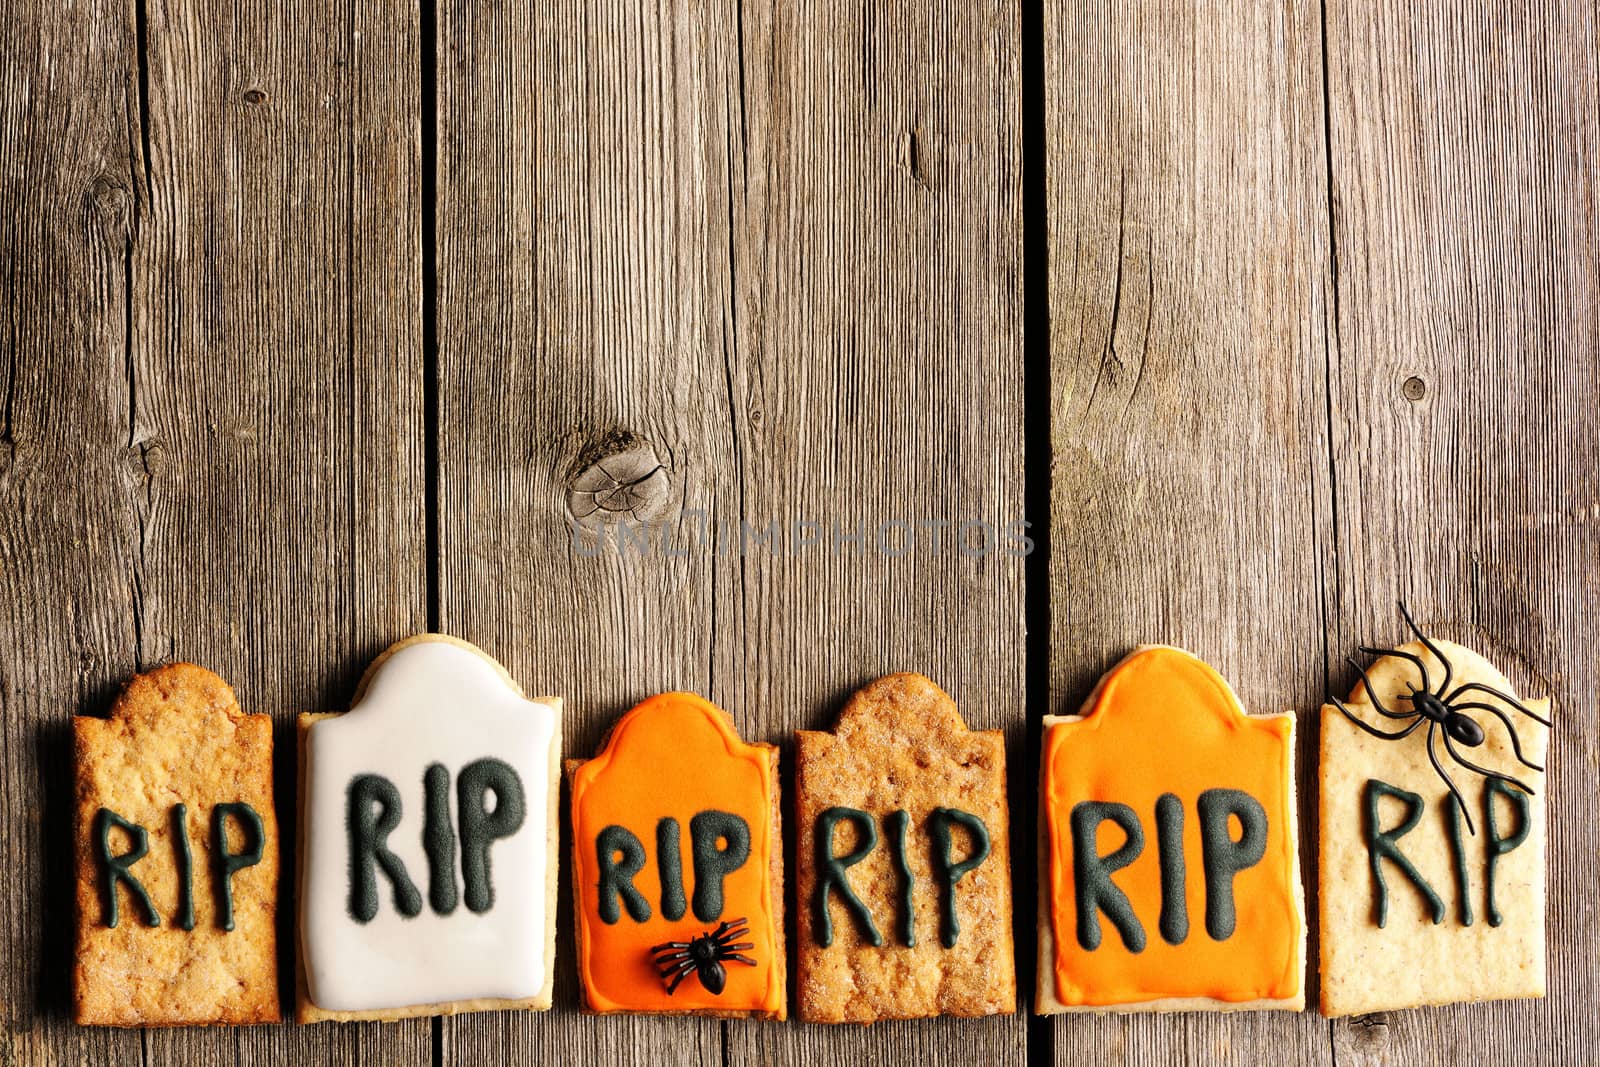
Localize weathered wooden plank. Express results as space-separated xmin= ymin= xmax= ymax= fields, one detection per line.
xmin=133 ymin=0 xmax=430 ymax=1057
xmin=1044 ymin=1 xmax=1335 ymax=1063
xmin=1322 ymin=4 xmax=1600 ymax=1063
xmin=435 ymin=0 xmax=1024 ymax=1063
xmin=724 ymin=0 xmax=1027 ymax=1060
xmin=0 ymin=0 xmax=427 ymax=1063
xmin=0 ymin=2 xmax=149 ymax=1063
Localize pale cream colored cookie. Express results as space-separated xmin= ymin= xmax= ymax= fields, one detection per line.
xmin=1319 ymin=627 xmax=1549 ymax=1017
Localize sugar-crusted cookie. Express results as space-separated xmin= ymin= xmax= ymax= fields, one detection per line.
xmin=1037 ymin=646 xmax=1304 ymax=1013
xmin=1319 ymin=606 xmax=1550 ymax=1017
xmin=74 ymin=663 xmax=279 ymax=1026
xmin=795 ymin=673 xmax=1015 ymax=1022
xmin=296 ymin=634 xmax=561 ymax=1022
xmin=567 ymin=692 xmax=785 ymax=1018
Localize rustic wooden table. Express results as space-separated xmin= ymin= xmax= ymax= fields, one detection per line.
xmin=3 ymin=1 xmax=1595 ymax=1064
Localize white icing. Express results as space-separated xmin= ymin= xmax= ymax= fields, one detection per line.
xmin=302 ymin=640 xmax=558 ymax=1011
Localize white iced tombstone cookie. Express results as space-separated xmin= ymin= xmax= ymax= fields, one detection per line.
xmin=297 ymin=635 xmax=561 ymax=1022
xmin=1319 ymin=605 xmax=1551 ymax=1016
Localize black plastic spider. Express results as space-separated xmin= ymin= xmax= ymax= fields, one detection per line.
xmin=649 ymin=918 xmax=756 ymax=995
xmin=1333 ymin=602 xmax=1551 ymax=834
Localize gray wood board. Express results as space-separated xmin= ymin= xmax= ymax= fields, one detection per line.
xmin=433 ymin=0 xmax=1025 ymax=1063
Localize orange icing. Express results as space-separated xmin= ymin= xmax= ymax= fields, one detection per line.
xmin=571 ymin=692 xmax=782 ymax=1014
xmin=1044 ymin=646 xmax=1301 ymax=1006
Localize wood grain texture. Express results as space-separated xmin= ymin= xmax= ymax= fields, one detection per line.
xmin=1 ymin=0 xmax=428 ymax=1062
xmin=131 ymin=0 xmax=430 ymax=1060
xmin=434 ymin=0 xmax=1023 ymax=1063
xmin=1322 ymin=3 xmax=1600 ymax=1064
xmin=5 ymin=0 xmax=1594 ymax=1062
xmin=1044 ymin=0 xmax=1334 ymax=1062
xmin=0 ymin=2 xmax=146 ymax=1063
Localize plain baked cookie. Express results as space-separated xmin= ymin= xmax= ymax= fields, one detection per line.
xmin=1036 ymin=646 xmax=1305 ymax=1014
xmin=1319 ymin=607 xmax=1550 ymax=1016
xmin=296 ymin=634 xmax=561 ymax=1022
xmin=567 ymin=691 xmax=786 ymax=1019
xmin=74 ymin=663 xmax=279 ymax=1026
xmin=795 ymin=673 xmax=1015 ymax=1023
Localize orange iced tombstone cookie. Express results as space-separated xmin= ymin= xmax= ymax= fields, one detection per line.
xmin=1037 ymin=646 xmax=1304 ymax=1012
xmin=568 ymin=692 xmax=785 ymax=1018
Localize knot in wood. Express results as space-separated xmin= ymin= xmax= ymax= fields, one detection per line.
xmin=1402 ymin=375 xmax=1427 ymax=401
xmin=566 ymin=432 xmax=675 ymax=525
xmin=87 ymin=176 xmax=128 ymax=223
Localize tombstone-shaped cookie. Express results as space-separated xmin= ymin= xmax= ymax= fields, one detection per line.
xmin=795 ymin=673 xmax=1015 ymax=1022
xmin=568 ymin=692 xmax=785 ymax=1018
xmin=1319 ymin=606 xmax=1551 ymax=1016
xmin=1037 ymin=646 xmax=1305 ymax=1013
xmin=74 ymin=664 xmax=279 ymax=1026
xmin=297 ymin=635 xmax=561 ymax=1022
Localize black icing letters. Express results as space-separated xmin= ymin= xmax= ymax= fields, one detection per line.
xmin=813 ymin=806 xmax=882 ymax=948
xmin=211 ymin=802 xmax=265 ymax=932
xmin=1153 ymin=793 xmax=1188 ymax=945
xmin=1068 ymin=790 xmax=1275 ymax=952
xmin=656 ymin=818 xmax=687 ymax=921
xmin=91 ymin=802 xmax=264 ymax=932
xmin=94 ymin=807 xmax=160 ymax=929
xmin=1196 ymin=788 xmax=1268 ymax=941
xmin=884 ymin=809 xmax=916 ymax=947
xmin=346 ymin=760 xmax=531 ymax=922
xmin=457 ymin=758 xmax=527 ymax=913
xmin=690 ymin=810 xmax=751 ymax=922
xmin=348 ymin=774 xmax=423 ymax=921
xmin=1363 ymin=778 xmax=1443 ymax=927
xmin=594 ymin=811 xmax=756 ymax=926
xmin=928 ymin=807 xmax=991 ymax=949
xmin=422 ymin=763 xmax=459 ymax=915
xmin=1359 ymin=776 xmax=1533 ymax=930
xmin=1483 ymin=778 xmax=1530 ymax=928
xmin=172 ymin=803 xmax=196 ymax=931
xmin=809 ymin=807 xmax=994 ymax=950
xmin=1071 ymin=801 xmax=1147 ymax=952
xmin=597 ymin=825 xmax=652 ymax=924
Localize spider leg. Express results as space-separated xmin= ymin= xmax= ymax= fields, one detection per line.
xmin=1441 ymin=731 xmax=1538 ymax=798
xmin=1358 ymin=645 xmax=1432 ymax=698
xmin=721 ymin=953 xmax=758 ymax=967
xmin=658 ymin=963 xmax=696 ymax=981
xmin=1424 ymin=721 xmax=1475 ymax=835
xmin=1451 ymin=701 xmax=1545 ymax=771
xmin=653 ymin=951 xmax=693 ymax=965
xmin=711 ymin=924 xmax=751 ymax=947
xmin=664 ymin=966 xmax=696 ymax=994
xmin=1346 ymin=657 xmax=1409 ymax=719
xmin=1442 ymin=683 xmax=1552 ymax=728
xmin=1332 ymin=696 xmax=1423 ymax=740
xmin=718 ymin=942 xmax=755 ymax=952
xmin=650 ymin=940 xmax=691 ymax=953
xmin=1398 ymin=600 xmax=1454 ymax=696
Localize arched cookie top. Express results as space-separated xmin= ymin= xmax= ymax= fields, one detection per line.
xmin=108 ymin=663 xmax=242 ymax=725
xmin=350 ymin=633 xmax=530 ymax=707
xmin=584 ymin=690 xmax=760 ymax=768
xmin=825 ymin=672 xmax=977 ymax=746
xmin=1342 ymin=638 xmax=1520 ymax=706
xmin=1075 ymin=645 xmax=1258 ymax=729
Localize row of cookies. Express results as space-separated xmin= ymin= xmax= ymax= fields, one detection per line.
xmin=74 ymin=608 xmax=1550 ymax=1027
